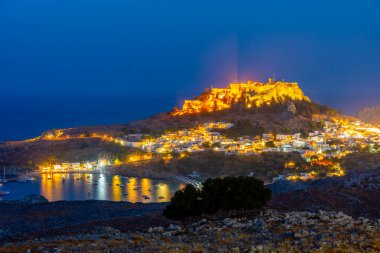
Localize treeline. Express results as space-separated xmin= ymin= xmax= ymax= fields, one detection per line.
xmin=163 ymin=176 xmax=272 ymax=221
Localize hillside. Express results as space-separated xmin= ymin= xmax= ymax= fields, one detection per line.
xmin=357 ymin=106 xmax=380 ymax=125
xmin=0 ymin=138 xmax=138 ymax=168
xmin=126 ymin=79 xmax=337 ymax=135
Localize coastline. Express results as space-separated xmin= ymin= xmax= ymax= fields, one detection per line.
xmin=0 ymin=198 xmax=170 ymax=243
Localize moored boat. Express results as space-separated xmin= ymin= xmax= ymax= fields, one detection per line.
xmin=1 ymin=166 xmax=8 ymax=183
xmin=17 ymin=176 xmax=34 ymax=183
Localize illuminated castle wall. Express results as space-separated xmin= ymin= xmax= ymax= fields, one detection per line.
xmin=172 ymin=78 xmax=311 ymax=116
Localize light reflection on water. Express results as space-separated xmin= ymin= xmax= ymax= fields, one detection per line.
xmin=2 ymin=173 xmax=185 ymax=203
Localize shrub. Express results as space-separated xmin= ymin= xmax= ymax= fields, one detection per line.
xmin=163 ymin=176 xmax=272 ymax=221
xmin=163 ymin=184 xmax=203 ymax=221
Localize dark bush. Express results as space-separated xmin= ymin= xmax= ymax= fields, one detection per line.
xmin=163 ymin=184 xmax=203 ymax=221
xmin=163 ymin=176 xmax=272 ymax=221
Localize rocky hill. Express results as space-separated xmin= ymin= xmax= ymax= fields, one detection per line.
xmin=172 ymin=78 xmax=310 ymax=115
xmin=126 ymin=80 xmax=336 ymax=135
xmin=39 ymin=78 xmax=336 ymax=138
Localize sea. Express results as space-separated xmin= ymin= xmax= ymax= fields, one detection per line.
xmin=0 ymin=95 xmax=176 ymax=141
xmin=1 ymin=174 xmax=184 ymax=202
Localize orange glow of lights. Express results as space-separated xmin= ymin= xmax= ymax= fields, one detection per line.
xmin=156 ymin=183 xmax=171 ymax=202
xmin=126 ymin=177 xmax=138 ymax=203
xmin=112 ymin=175 xmax=122 ymax=201
xmin=172 ymin=79 xmax=310 ymax=116
xmin=114 ymin=158 xmax=122 ymax=166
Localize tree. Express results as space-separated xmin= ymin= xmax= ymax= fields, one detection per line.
xmin=163 ymin=185 xmax=202 ymax=221
xmin=265 ymin=141 xmax=275 ymax=148
xmin=163 ymin=176 xmax=272 ymax=221
xmin=202 ymin=176 xmax=272 ymax=216
xmin=272 ymin=130 xmax=278 ymax=141
xmin=202 ymin=142 xmax=211 ymax=149
xmin=300 ymin=129 xmax=309 ymax=139
xmin=211 ymin=142 xmax=221 ymax=149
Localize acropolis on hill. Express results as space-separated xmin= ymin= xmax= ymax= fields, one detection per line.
xmin=172 ymin=78 xmax=311 ymax=115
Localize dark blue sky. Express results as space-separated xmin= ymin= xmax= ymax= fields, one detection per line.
xmin=1 ymin=0 xmax=380 ymax=113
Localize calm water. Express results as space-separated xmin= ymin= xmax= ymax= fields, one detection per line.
xmin=0 ymin=96 xmax=176 ymax=141
xmin=0 ymin=173 xmax=185 ymax=203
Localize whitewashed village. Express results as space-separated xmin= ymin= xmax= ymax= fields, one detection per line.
xmin=42 ymin=119 xmax=380 ymax=184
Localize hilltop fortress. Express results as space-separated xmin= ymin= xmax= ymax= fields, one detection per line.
xmin=172 ymin=78 xmax=311 ymax=116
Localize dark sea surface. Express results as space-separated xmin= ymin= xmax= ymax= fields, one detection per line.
xmin=0 ymin=173 xmax=184 ymax=202
xmin=0 ymin=96 xmax=176 ymax=141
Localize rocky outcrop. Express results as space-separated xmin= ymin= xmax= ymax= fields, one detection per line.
xmin=18 ymin=194 xmax=49 ymax=205
xmin=3 ymin=210 xmax=379 ymax=252
xmin=173 ymin=79 xmax=310 ymax=115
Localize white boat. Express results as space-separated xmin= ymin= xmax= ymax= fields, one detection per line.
xmin=1 ymin=166 xmax=7 ymax=183
xmin=17 ymin=176 xmax=34 ymax=183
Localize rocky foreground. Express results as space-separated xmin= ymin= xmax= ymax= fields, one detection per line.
xmin=1 ymin=168 xmax=380 ymax=252
xmin=1 ymin=210 xmax=379 ymax=252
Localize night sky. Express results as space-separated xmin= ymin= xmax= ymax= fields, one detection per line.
xmin=1 ymin=0 xmax=380 ymax=113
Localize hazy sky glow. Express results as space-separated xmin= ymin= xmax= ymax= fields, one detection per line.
xmin=1 ymin=0 xmax=380 ymax=113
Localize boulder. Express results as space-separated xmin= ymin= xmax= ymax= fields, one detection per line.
xmin=294 ymin=229 xmax=310 ymax=238
xmin=168 ymin=224 xmax=182 ymax=231
xmin=151 ymin=226 xmax=164 ymax=233
xmin=19 ymin=195 xmax=49 ymax=205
